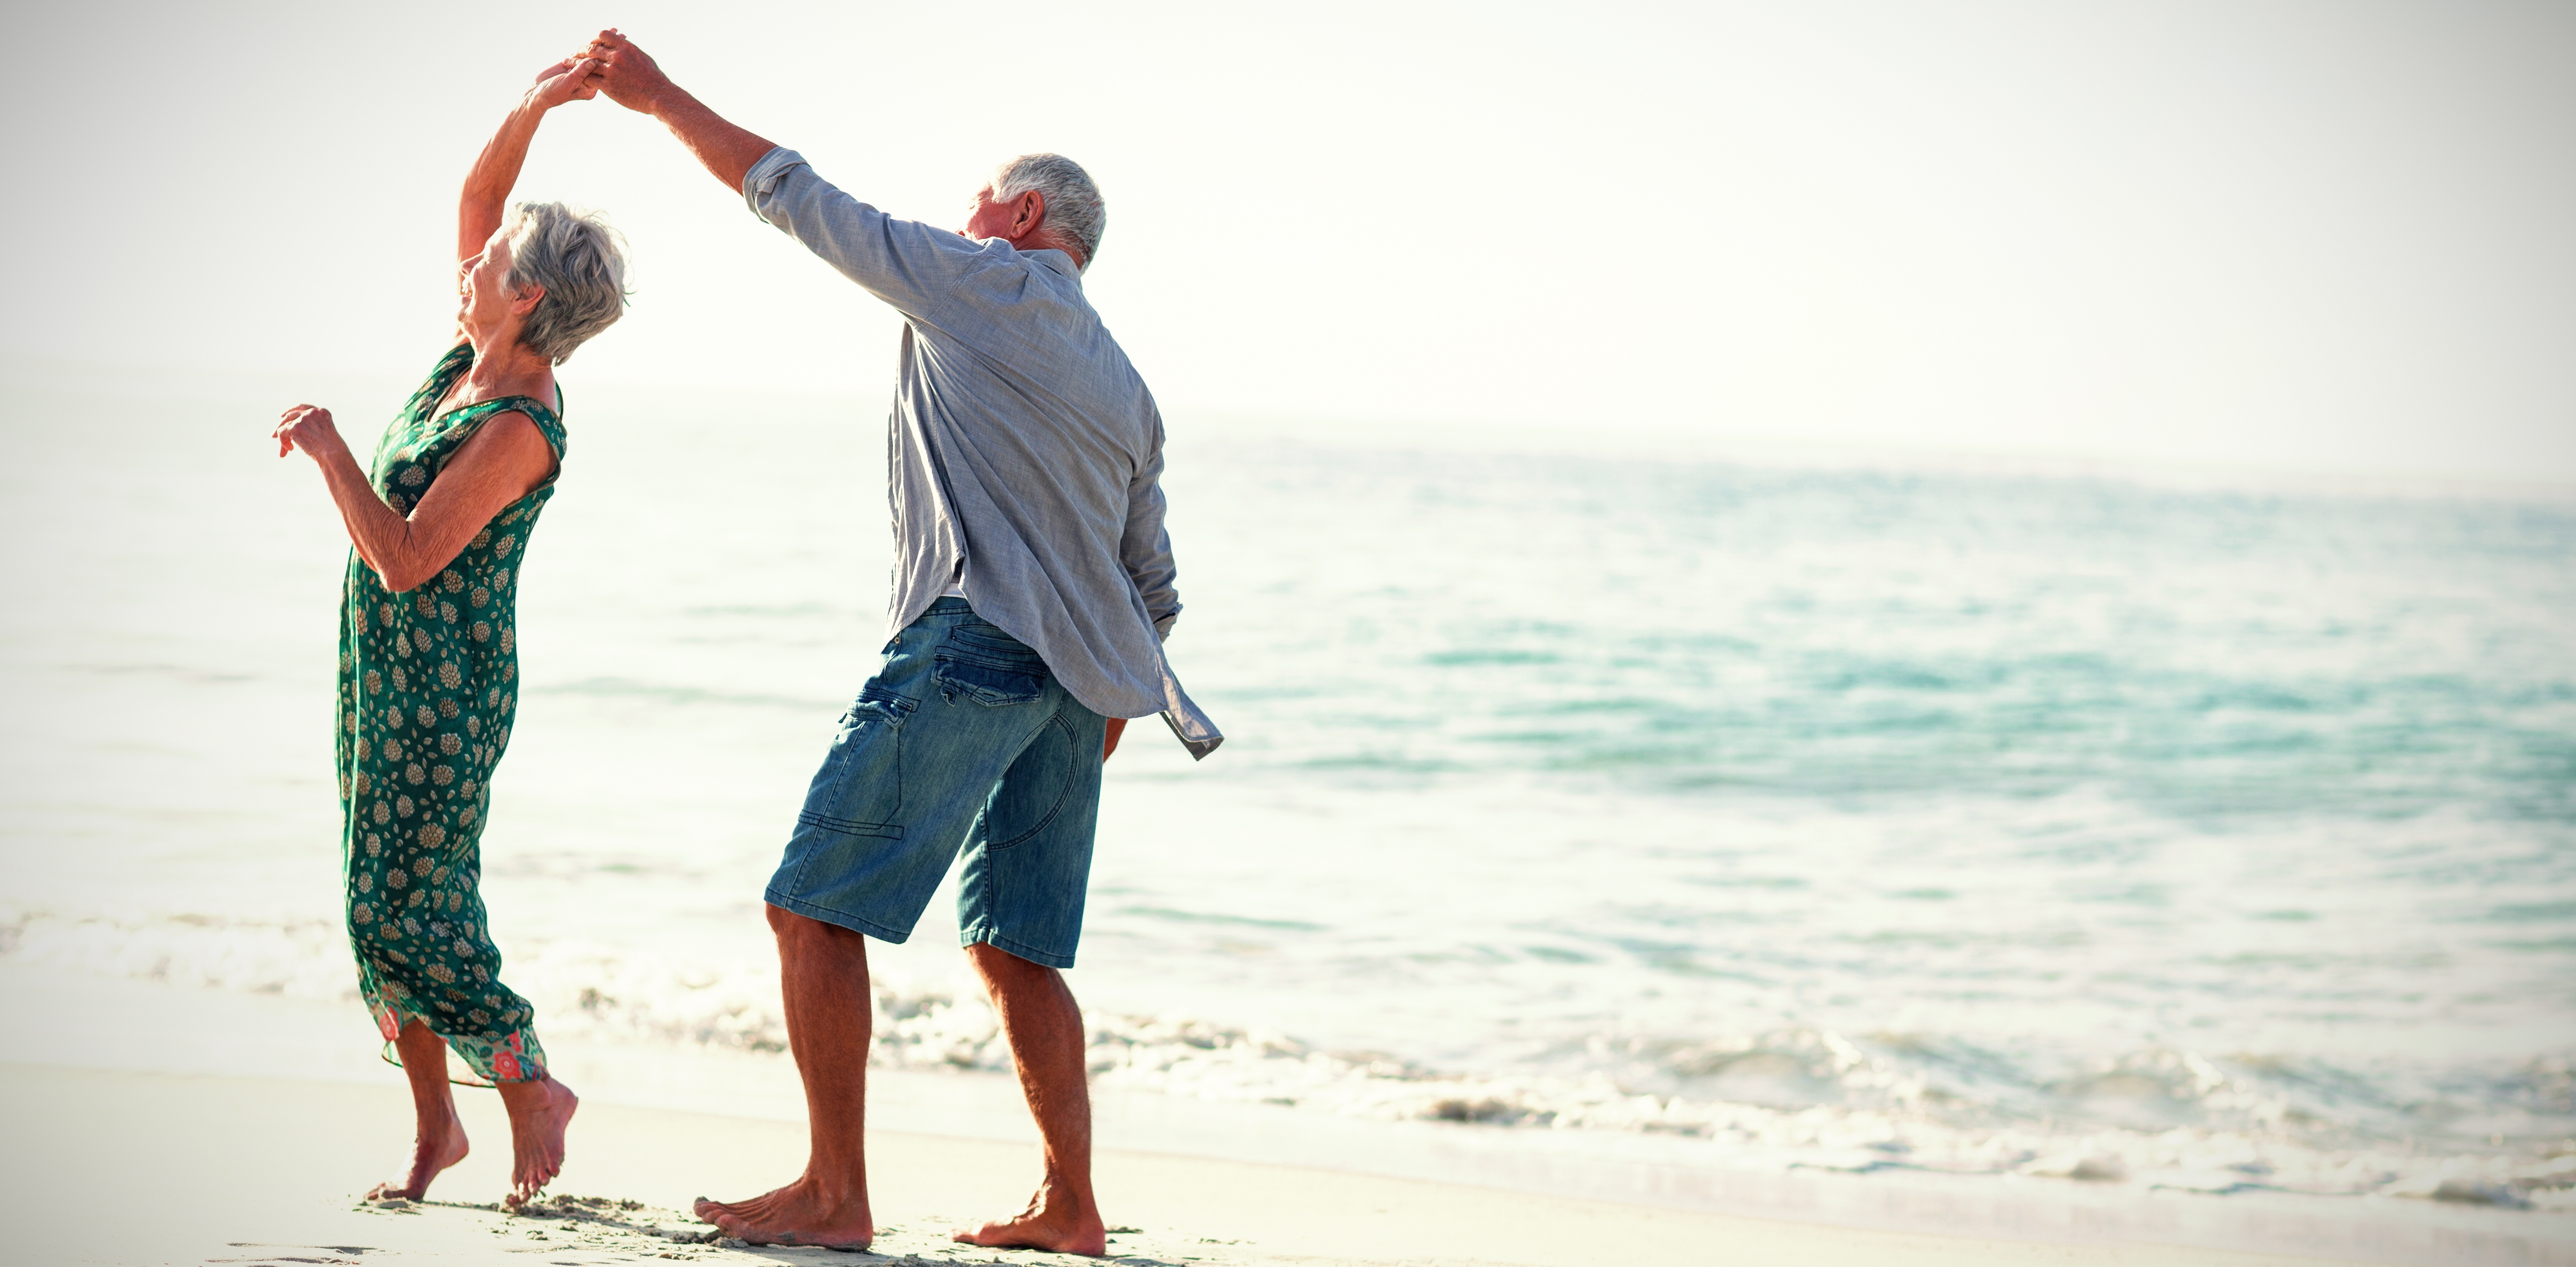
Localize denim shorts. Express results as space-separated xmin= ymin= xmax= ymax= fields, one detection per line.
xmin=764 ymin=599 xmax=1108 ymax=969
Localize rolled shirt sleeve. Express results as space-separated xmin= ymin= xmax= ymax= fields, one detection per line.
xmin=742 ymin=148 xmax=983 ymax=320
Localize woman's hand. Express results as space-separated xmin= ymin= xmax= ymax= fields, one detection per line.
xmin=276 ymin=399 xmax=556 ymax=594
xmin=527 ymin=56 xmax=604 ymax=111
xmin=275 ymin=404 xmax=349 ymax=463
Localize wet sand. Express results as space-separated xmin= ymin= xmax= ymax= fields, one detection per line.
xmin=0 ymin=1060 xmax=2364 ymax=1267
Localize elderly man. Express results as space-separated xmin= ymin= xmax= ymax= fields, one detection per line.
xmin=584 ymin=30 xmax=1215 ymax=1254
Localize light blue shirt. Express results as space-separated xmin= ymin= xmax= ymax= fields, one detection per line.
xmin=742 ymin=148 xmax=1215 ymax=752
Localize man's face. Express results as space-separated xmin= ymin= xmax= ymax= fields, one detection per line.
xmin=962 ymin=186 xmax=1024 ymax=242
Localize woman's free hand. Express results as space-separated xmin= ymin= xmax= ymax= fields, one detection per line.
xmin=528 ymin=56 xmax=604 ymax=110
xmin=274 ymin=404 xmax=348 ymax=462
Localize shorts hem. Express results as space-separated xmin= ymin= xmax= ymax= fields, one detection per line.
xmin=765 ymin=890 xmax=917 ymax=944
xmin=962 ymin=926 xmax=1075 ymax=970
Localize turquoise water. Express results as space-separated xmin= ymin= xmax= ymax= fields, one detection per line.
xmin=1179 ymin=442 xmax=2575 ymax=816
xmin=3 ymin=367 xmax=2572 ymax=1209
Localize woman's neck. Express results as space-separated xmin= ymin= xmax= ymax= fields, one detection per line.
xmin=459 ymin=327 xmax=556 ymax=404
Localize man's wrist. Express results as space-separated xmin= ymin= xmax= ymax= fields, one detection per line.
xmin=638 ymin=78 xmax=685 ymax=119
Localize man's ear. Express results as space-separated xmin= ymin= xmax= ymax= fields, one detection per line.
xmin=1014 ymin=189 xmax=1048 ymax=238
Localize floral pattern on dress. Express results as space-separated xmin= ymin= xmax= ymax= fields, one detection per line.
xmin=337 ymin=342 xmax=566 ymax=1086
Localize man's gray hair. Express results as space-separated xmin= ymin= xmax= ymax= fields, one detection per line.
xmin=501 ymin=201 xmax=629 ymax=365
xmin=989 ymin=154 xmax=1106 ymax=269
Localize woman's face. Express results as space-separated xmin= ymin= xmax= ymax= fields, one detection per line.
xmin=457 ymin=226 xmax=520 ymax=334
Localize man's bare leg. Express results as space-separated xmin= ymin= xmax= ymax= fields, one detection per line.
xmin=497 ymin=1071 xmax=580 ymax=1207
xmin=695 ymin=905 xmax=876 ymax=1249
xmin=952 ymin=942 xmax=1107 ymax=1255
xmin=366 ymin=1019 xmax=471 ymax=1200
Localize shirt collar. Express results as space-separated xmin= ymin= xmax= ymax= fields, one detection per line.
xmin=1023 ymin=247 xmax=1080 ymax=279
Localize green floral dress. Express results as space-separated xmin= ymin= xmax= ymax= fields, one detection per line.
xmin=337 ymin=342 xmax=565 ymax=1085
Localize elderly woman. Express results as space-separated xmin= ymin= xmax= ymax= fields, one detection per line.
xmin=272 ymin=55 xmax=626 ymax=1206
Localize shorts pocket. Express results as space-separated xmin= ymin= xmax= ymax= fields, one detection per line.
xmin=934 ymin=624 xmax=1048 ymax=707
xmin=795 ymin=810 xmax=904 ymax=840
xmin=850 ymin=682 xmax=918 ymax=727
xmin=796 ymin=684 xmax=911 ymax=844
xmin=935 ymin=655 xmax=1047 ymax=706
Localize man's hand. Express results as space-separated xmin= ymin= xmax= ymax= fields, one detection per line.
xmin=575 ymin=28 xmax=780 ymax=193
xmin=527 ymin=56 xmax=604 ymax=111
xmin=582 ymin=29 xmax=673 ymax=115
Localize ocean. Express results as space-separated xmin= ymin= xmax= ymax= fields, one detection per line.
xmin=3 ymin=359 xmax=2573 ymax=1230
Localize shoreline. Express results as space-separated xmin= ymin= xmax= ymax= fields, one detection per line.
xmin=0 ymin=1060 xmax=2369 ymax=1267
xmin=3 ymin=964 xmax=2569 ymax=1265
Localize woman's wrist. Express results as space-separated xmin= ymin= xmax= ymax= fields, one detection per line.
xmin=303 ymin=429 xmax=352 ymax=466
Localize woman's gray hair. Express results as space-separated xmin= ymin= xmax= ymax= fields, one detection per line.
xmin=500 ymin=201 xmax=629 ymax=365
xmin=989 ymin=154 xmax=1106 ymax=269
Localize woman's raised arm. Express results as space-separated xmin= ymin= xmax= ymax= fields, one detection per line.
xmin=457 ymin=58 xmax=603 ymax=264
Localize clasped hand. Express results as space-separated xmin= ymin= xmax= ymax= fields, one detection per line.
xmin=530 ymin=30 xmax=669 ymax=115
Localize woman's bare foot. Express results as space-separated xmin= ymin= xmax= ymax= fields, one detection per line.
xmin=693 ymin=1179 xmax=873 ymax=1249
xmin=497 ymin=1075 xmax=578 ymax=1207
xmin=952 ymin=1177 xmax=1106 ymax=1256
xmin=364 ymin=1111 xmax=469 ymax=1200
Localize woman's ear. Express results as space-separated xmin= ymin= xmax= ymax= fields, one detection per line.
xmin=510 ymin=283 xmax=547 ymax=318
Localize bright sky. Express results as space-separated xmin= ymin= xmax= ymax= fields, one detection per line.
xmin=4 ymin=0 xmax=2570 ymax=481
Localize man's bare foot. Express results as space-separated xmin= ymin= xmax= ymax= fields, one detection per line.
xmin=364 ymin=1112 xmax=469 ymax=1201
xmin=693 ymin=1180 xmax=873 ymax=1249
xmin=952 ymin=1178 xmax=1106 ymax=1256
xmin=497 ymin=1075 xmax=578 ymax=1206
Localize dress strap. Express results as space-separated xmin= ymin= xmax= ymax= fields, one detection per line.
xmin=439 ymin=394 xmax=568 ymax=463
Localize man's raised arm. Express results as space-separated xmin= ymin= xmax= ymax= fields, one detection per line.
xmin=580 ymin=29 xmax=973 ymax=318
xmin=585 ymin=30 xmax=778 ymax=193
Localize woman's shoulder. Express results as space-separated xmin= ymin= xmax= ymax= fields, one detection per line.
xmin=439 ymin=392 xmax=568 ymax=471
xmin=475 ymin=404 xmax=565 ymax=456
xmin=473 ymin=384 xmax=565 ymax=448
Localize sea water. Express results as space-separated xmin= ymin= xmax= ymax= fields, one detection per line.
xmin=3 ymin=361 xmax=2572 ymax=1221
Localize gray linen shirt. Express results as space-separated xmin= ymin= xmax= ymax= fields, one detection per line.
xmin=742 ymin=149 xmax=1215 ymax=749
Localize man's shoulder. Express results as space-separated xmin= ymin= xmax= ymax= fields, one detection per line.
xmin=952 ymin=242 xmax=1089 ymax=295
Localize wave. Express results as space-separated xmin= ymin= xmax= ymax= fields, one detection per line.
xmin=9 ymin=904 xmax=2572 ymax=1213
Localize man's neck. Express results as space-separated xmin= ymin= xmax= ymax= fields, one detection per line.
xmin=1007 ymin=230 xmax=1086 ymax=271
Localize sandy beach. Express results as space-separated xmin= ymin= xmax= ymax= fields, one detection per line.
xmin=8 ymin=962 xmax=2571 ymax=1267
xmin=5 ymin=1059 xmax=2367 ymax=1267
